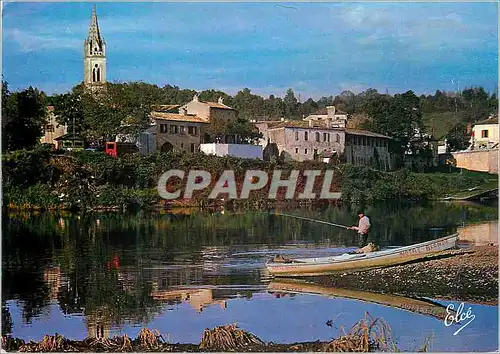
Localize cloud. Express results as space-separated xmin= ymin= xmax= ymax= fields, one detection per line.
xmin=2 ymin=3 xmax=497 ymax=97
xmin=3 ymin=28 xmax=81 ymax=52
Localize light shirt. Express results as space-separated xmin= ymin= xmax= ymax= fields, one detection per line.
xmin=358 ymin=216 xmax=371 ymax=235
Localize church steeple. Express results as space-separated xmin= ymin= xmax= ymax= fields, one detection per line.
xmin=84 ymin=4 xmax=106 ymax=86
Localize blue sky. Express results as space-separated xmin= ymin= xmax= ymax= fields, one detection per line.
xmin=2 ymin=2 xmax=498 ymax=99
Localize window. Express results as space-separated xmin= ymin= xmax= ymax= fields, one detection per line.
xmin=295 ymin=147 xmax=299 ymax=154
xmin=315 ymin=132 xmax=320 ymax=142
xmin=295 ymin=131 xmax=299 ymax=141
xmin=335 ymin=134 xmax=340 ymax=143
xmin=314 ymin=149 xmax=318 ymax=156
xmin=305 ymin=148 xmax=308 ymax=154
xmin=170 ymin=125 xmax=178 ymax=134
xmin=45 ymin=124 xmax=54 ymax=132
xmin=327 ymin=134 xmax=331 ymax=143
xmin=304 ymin=132 xmax=308 ymax=141
xmin=180 ymin=143 xmax=184 ymax=149
xmin=323 ymin=133 xmax=328 ymax=142
xmin=188 ymin=126 xmax=198 ymax=135
xmin=482 ymin=130 xmax=489 ymax=138
xmin=160 ymin=124 xmax=168 ymax=133
xmin=180 ymin=126 xmax=186 ymax=135
xmin=191 ymin=143 xmax=196 ymax=153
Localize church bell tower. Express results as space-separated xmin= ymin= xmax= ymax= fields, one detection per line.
xmin=84 ymin=5 xmax=106 ymax=87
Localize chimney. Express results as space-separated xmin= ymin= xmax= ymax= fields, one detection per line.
xmin=179 ymin=107 xmax=187 ymax=115
xmin=326 ymin=106 xmax=336 ymax=119
xmin=218 ymin=97 xmax=224 ymax=105
xmin=308 ymin=119 xmax=313 ymax=127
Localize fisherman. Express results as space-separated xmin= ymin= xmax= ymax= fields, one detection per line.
xmin=348 ymin=210 xmax=371 ymax=248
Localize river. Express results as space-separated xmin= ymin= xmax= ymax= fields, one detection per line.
xmin=2 ymin=201 xmax=498 ymax=351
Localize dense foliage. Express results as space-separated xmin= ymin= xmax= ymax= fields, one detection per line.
xmin=2 ymin=82 xmax=48 ymax=152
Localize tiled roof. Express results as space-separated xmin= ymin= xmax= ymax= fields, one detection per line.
xmin=267 ymin=121 xmax=344 ymax=131
xmin=346 ymin=129 xmax=391 ymax=139
xmin=475 ymin=115 xmax=498 ymax=125
xmin=152 ymin=104 xmax=181 ymax=112
xmin=204 ymin=101 xmax=235 ymax=110
xmin=151 ymin=112 xmax=208 ymax=123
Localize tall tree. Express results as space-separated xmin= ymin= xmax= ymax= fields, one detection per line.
xmin=283 ymin=88 xmax=298 ymax=119
xmin=2 ymin=86 xmax=47 ymax=152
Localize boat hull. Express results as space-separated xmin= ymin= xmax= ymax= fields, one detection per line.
xmin=266 ymin=234 xmax=459 ymax=277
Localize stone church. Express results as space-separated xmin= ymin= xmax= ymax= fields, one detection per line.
xmin=84 ymin=5 xmax=106 ymax=88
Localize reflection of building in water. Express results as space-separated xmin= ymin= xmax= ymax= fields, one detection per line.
xmin=43 ymin=266 xmax=61 ymax=300
xmin=458 ymin=221 xmax=498 ymax=245
xmin=152 ymin=288 xmax=227 ymax=313
xmin=149 ymin=266 xmax=205 ymax=290
xmin=85 ymin=311 xmax=111 ymax=339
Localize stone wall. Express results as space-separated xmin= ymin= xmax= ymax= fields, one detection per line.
xmin=452 ymin=149 xmax=499 ymax=174
xmin=267 ymin=127 xmax=345 ymax=162
xmin=155 ymin=122 xmax=206 ymax=153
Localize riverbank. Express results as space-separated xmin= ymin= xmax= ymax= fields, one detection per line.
xmin=310 ymin=244 xmax=498 ymax=304
xmin=1 ymin=314 xmax=415 ymax=352
xmin=3 ymin=147 xmax=498 ymax=211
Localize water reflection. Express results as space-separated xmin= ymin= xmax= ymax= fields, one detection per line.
xmin=2 ymin=201 xmax=498 ymax=346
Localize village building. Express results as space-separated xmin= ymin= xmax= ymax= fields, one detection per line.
xmin=54 ymin=133 xmax=85 ymax=151
xmin=469 ymin=115 xmax=498 ymax=150
xmin=151 ymin=109 xmax=208 ymax=153
xmin=40 ymin=106 xmax=68 ymax=148
xmin=180 ymin=95 xmax=237 ymax=124
xmin=259 ymin=120 xmax=346 ymax=162
xmin=344 ymin=129 xmax=392 ymax=170
xmin=255 ymin=108 xmax=392 ymax=170
xmin=452 ymin=115 xmax=499 ymax=174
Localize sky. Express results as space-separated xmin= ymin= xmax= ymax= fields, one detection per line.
xmin=2 ymin=2 xmax=498 ymax=99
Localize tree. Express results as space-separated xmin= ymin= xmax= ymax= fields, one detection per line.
xmin=2 ymin=85 xmax=47 ymax=152
xmin=227 ymin=117 xmax=262 ymax=144
xmin=283 ymin=88 xmax=298 ymax=119
xmin=52 ymin=92 xmax=85 ymax=137
xmin=364 ymin=90 xmax=424 ymax=155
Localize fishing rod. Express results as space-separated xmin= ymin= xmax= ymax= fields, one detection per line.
xmin=273 ymin=212 xmax=351 ymax=230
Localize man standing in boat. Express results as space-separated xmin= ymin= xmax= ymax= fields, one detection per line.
xmin=349 ymin=210 xmax=371 ymax=248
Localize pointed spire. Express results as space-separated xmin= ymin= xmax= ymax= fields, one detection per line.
xmin=87 ymin=4 xmax=104 ymax=50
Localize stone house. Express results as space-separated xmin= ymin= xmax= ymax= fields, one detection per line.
xmin=151 ymin=109 xmax=208 ymax=153
xmin=256 ymin=118 xmax=392 ymax=170
xmin=181 ymin=95 xmax=236 ymax=124
xmin=260 ymin=120 xmax=346 ymax=162
xmin=40 ymin=106 xmax=68 ymax=148
xmin=470 ymin=115 xmax=498 ymax=150
xmin=344 ymin=130 xmax=392 ymax=170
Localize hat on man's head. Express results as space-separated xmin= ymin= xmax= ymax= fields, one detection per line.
xmin=357 ymin=210 xmax=365 ymax=215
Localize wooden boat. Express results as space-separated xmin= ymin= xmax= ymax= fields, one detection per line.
xmin=266 ymin=233 xmax=459 ymax=277
xmin=268 ymin=280 xmax=453 ymax=320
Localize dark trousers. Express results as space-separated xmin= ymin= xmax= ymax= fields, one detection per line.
xmin=358 ymin=233 xmax=369 ymax=248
